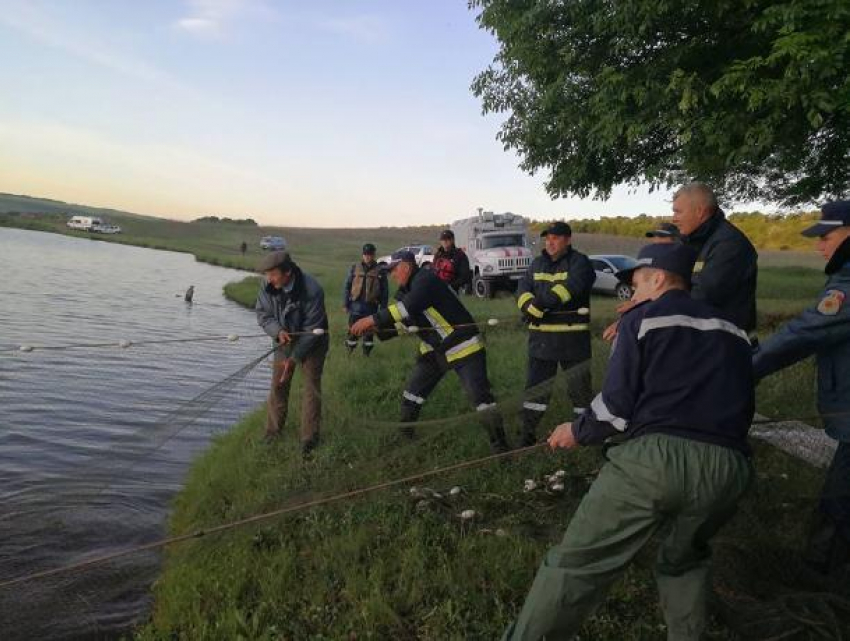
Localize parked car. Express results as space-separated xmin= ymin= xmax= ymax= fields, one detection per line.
xmin=376 ymin=244 xmax=434 ymax=268
xmin=92 ymin=222 xmax=121 ymax=234
xmin=590 ymin=255 xmax=638 ymax=301
xmin=260 ymin=235 xmax=286 ymax=251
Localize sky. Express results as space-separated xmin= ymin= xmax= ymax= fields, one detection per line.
xmin=0 ymin=0 xmax=726 ymax=227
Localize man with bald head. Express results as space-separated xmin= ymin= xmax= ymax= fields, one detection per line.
xmin=672 ymin=182 xmax=758 ymax=334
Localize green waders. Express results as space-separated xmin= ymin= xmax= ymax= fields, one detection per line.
xmin=503 ymin=433 xmax=752 ymax=641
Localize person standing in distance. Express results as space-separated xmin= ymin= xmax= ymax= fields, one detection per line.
xmin=342 ymin=243 xmax=388 ymax=356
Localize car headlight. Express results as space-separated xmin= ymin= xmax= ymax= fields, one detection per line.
xmin=483 ymin=265 xmax=494 ymax=273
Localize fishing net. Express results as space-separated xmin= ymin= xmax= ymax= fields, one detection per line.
xmin=0 ymin=317 xmax=846 ymax=640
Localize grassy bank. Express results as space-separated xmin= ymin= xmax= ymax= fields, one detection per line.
xmin=130 ymin=237 xmax=842 ymax=640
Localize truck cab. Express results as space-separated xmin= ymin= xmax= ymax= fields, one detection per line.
xmin=452 ymin=210 xmax=532 ymax=298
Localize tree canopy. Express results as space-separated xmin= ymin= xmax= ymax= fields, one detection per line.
xmin=470 ymin=0 xmax=850 ymax=206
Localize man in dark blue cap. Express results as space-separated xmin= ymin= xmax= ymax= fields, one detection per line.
xmin=516 ymin=221 xmax=596 ymax=446
xmin=342 ymin=243 xmax=388 ymax=356
xmin=754 ymin=200 xmax=850 ymax=576
xmin=350 ymin=250 xmax=511 ymax=453
xmin=504 ymin=242 xmax=755 ymax=641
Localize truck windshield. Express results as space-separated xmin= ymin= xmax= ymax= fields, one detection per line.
xmin=481 ymin=234 xmax=525 ymax=249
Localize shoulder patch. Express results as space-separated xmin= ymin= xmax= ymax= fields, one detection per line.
xmin=817 ymin=289 xmax=845 ymax=316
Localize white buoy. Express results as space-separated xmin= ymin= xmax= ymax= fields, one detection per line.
xmin=19 ymin=345 xmax=33 ymax=352
xmin=460 ymin=509 xmax=476 ymax=520
xmin=495 ymin=528 xmax=508 ymax=537
xmin=227 ymin=334 xmax=239 ymax=342
xmin=551 ymin=483 xmax=565 ymax=492
xmin=312 ymin=328 xmax=326 ymax=335
xmin=487 ymin=318 xmax=499 ymax=326
xmin=406 ymin=325 xmax=419 ymax=334
xmin=553 ymin=469 xmax=566 ymax=479
xmin=118 ymin=340 xmax=132 ymax=349
xmin=577 ymin=307 xmax=590 ymax=315
xmin=523 ymin=479 xmax=538 ymax=492
xmin=449 ymin=486 xmax=462 ymax=497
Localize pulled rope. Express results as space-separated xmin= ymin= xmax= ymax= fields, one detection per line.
xmin=0 ymin=443 xmax=545 ymax=590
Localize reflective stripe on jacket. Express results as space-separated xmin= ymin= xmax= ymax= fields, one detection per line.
xmin=374 ymin=267 xmax=482 ymax=366
xmin=516 ymin=247 xmax=595 ymax=360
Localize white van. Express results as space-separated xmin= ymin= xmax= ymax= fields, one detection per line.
xmin=66 ymin=216 xmax=103 ymax=231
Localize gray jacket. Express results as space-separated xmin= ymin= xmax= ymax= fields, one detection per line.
xmin=753 ymin=262 xmax=850 ymax=441
xmin=255 ymin=267 xmax=329 ymax=360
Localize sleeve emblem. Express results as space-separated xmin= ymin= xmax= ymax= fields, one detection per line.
xmin=817 ymin=289 xmax=845 ymax=316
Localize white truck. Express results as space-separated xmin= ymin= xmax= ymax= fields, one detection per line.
xmin=451 ymin=209 xmax=532 ymax=298
xmin=66 ymin=215 xmax=104 ymax=231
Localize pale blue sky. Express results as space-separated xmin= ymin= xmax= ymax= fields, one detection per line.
xmin=0 ymin=0 xmax=739 ymax=227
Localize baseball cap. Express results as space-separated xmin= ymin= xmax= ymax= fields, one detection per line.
xmin=257 ymin=250 xmax=293 ymax=273
xmin=387 ymin=250 xmax=416 ymax=270
xmin=801 ymin=200 xmax=850 ymax=238
xmin=362 ymin=243 xmax=377 ymax=254
xmin=540 ymin=221 xmax=572 ymax=237
xmin=616 ymin=243 xmax=698 ymax=285
xmin=439 ymin=229 xmax=454 ymax=240
xmin=645 ymin=222 xmax=681 ymax=239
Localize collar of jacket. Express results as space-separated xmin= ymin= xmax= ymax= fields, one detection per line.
xmin=826 ymin=236 xmax=850 ymax=275
xmin=360 ymin=260 xmax=377 ymax=270
xmin=542 ymin=246 xmax=571 ymax=263
xmin=265 ymin=265 xmax=304 ymax=298
xmin=683 ymin=209 xmax=724 ymax=245
xmin=436 ymin=246 xmax=459 ymax=258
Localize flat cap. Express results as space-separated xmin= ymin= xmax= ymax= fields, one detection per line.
xmin=257 ymin=250 xmax=293 ymax=272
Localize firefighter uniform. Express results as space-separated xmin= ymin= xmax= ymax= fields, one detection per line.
xmin=517 ymin=242 xmax=596 ymax=445
xmin=373 ymin=264 xmax=510 ymax=452
xmin=343 ymin=251 xmax=388 ymax=356
xmin=505 ymin=244 xmax=755 ymax=641
xmin=753 ymin=201 xmax=850 ymax=574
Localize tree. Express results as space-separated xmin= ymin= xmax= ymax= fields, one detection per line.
xmin=470 ymin=0 xmax=850 ymax=206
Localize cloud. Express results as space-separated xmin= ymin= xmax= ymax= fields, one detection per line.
xmin=0 ymin=2 xmax=184 ymax=90
xmin=172 ymin=0 xmax=274 ymax=39
xmin=318 ymin=14 xmax=390 ymax=44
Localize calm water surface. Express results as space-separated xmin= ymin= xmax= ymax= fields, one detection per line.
xmin=0 ymin=228 xmax=270 ymax=639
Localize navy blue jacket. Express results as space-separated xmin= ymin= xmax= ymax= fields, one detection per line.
xmin=573 ymin=289 xmax=754 ymax=454
xmin=753 ymin=261 xmax=850 ymax=441
xmin=683 ymin=211 xmax=758 ymax=332
xmin=516 ymin=247 xmax=595 ymax=360
xmin=373 ymin=266 xmax=483 ymax=367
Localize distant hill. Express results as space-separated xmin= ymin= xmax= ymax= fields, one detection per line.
xmin=0 ymin=192 xmax=155 ymax=221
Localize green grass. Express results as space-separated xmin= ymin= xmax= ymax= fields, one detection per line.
xmin=128 ymin=240 xmax=842 ymax=640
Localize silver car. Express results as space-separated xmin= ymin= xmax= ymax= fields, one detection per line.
xmin=590 ymin=255 xmax=637 ymax=301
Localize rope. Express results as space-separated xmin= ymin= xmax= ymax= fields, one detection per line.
xmin=0 ymin=443 xmax=545 ymax=590
xmin=1 ymin=308 xmax=592 ymax=354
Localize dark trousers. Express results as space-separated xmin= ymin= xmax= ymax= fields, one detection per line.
xmin=346 ymin=312 xmax=375 ymax=355
xmin=265 ymin=343 xmax=328 ymax=445
xmin=521 ymin=356 xmax=592 ymax=444
xmin=400 ymin=350 xmax=509 ymax=452
xmin=807 ymin=440 xmax=850 ymax=571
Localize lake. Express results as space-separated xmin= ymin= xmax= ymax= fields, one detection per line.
xmin=0 ymin=228 xmax=270 ymax=639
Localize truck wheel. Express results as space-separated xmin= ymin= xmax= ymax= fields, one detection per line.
xmin=615 ymin=283 xmax=633 ymax=301
xmin=473 ymin=276 xmax=492 ymax=299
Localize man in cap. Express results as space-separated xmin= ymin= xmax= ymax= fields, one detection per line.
xmin=753 ymin=200 xmax=850 ymax=576
xmin=516 ymin=221 xmax=596 ymax=447
xmin=645 ymin=222 xmax=681 ymax=244
xmin=342 ymin=243 xmax=388 ymax=356
xmin=432 ymin=229 xmax=472 ymax=294
xmin=256 ymin=250 xmax=329 ymax=458
xmin=504 ymin=243 xmax=754 ymax=641
xmin=350 ymin=250 xmax=510 ymax=453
